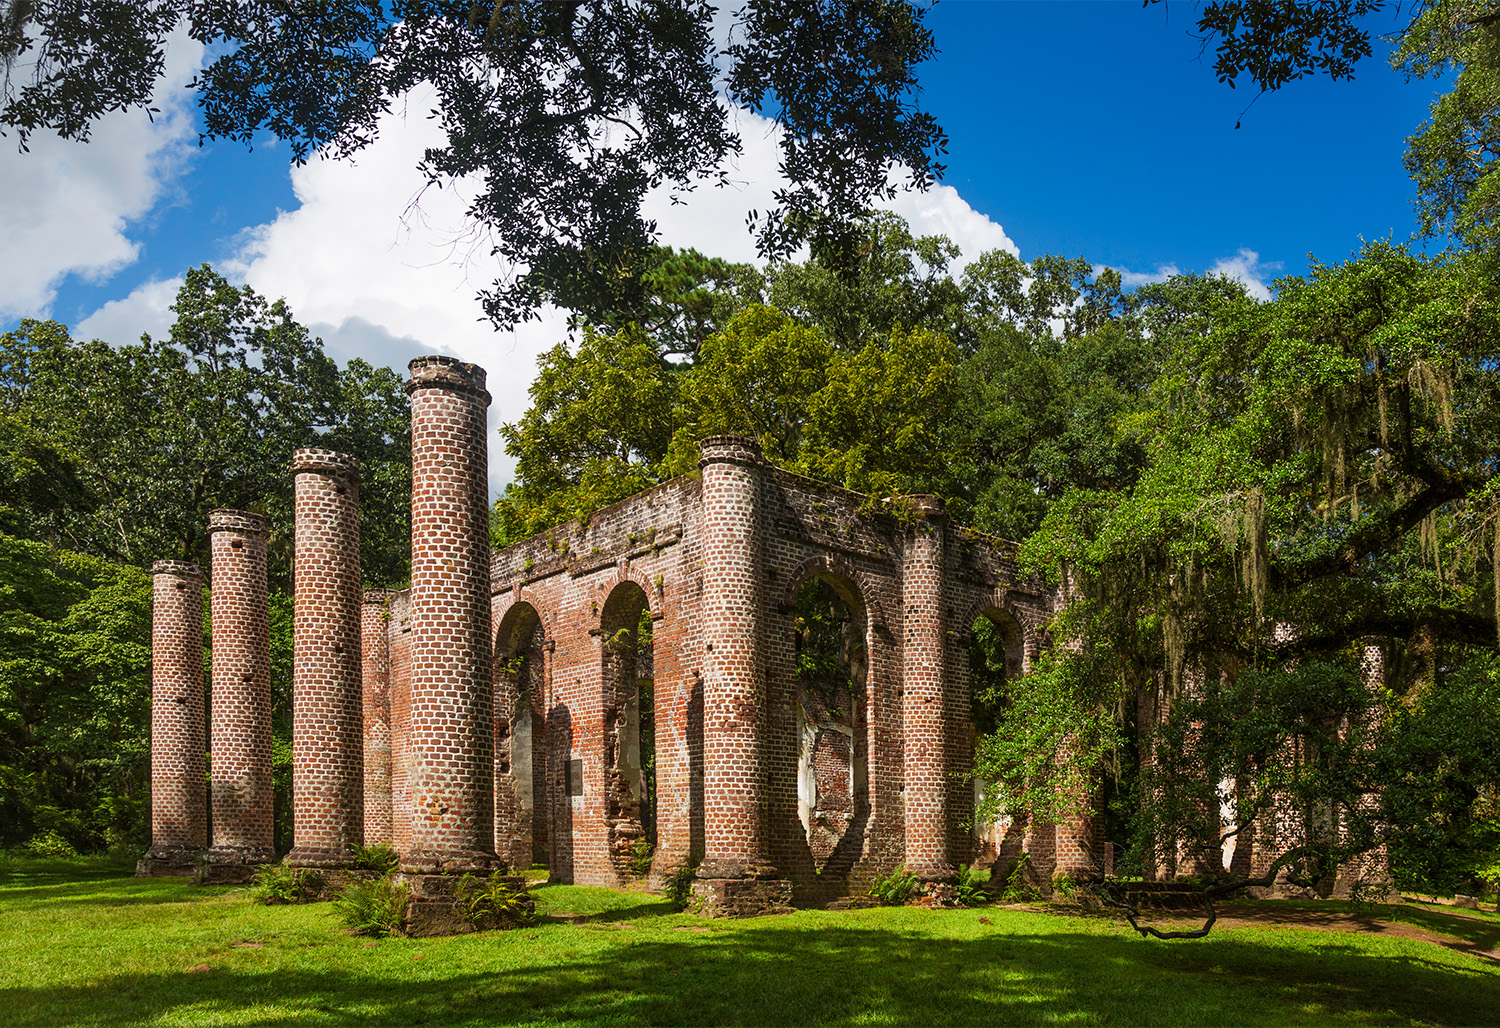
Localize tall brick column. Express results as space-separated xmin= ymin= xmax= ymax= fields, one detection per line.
xmin=402 ymin=356 xmax=497 ymax=875
xmin=903 ymin=496 xmax=955 ymax=893
xmin=207 ymin=510 xmax=275 ymax=869
xmin=362 ymin=590 xmax=394 ymax=846
xmin=139 ymin=560 xmax=207 ymax=875
xmin=693 ymin=436 xmax=789 ymax=917
xmin=287 ymin=449 xmax=365 ymax=867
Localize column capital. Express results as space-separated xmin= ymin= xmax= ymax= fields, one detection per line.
xmin=698 ymin=434 xmax=762 ymax=468
xmin=406 ymin=355 xmax=491 ymax=405
xmin=291 ymin=448 xmax=361 ymax=483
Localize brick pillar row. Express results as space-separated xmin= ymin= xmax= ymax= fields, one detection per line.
xmin=287 ymin=449 xmax=365 ymax=867
xmin=140 ymin=560 xmax=207 ymax=873
xmin=362 ymin=590 xmax=394 ymax=847
xmin=402 ymin=355 xmax=497 ymax=874
xmin=902 ymin=496 xmax=953 ymax=883
xmin=207 ymin=510 xmax=275 ymax=867
xmin=697 ymin=436 xmax=774 ymax=880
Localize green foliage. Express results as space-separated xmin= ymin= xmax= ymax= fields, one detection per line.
xmin=866 ymin=867 xmax=921 ymax=906
xmin=663 ymin=861 xmax=699 ymax=911
xmin=459 ymin=873 xmax=538 ymax=929
xmin=997 ymin=854 xmax=1043 ymax=903
xmin=351 ymin=843 xmax=400 ymax=876
xmin=625 ymin=838 xmax=655 ymax=877
xmin=1396 ymin=0 xmax=1500 ymax=252
xmin=250 ymin=864 xmax=324 ymax=905
xmin=956 ymin=864 xmax=991 ymax=907
xmin=332 ymin=875 xmax=408 ymax=938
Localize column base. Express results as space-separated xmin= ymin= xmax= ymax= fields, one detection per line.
xmin=691 ymin=877 xmax=793 ymax=918
xmin=399 ymin=848 xmax=503 ymax=876
xmin=397 ymin=873 xmax=534 ymax=937
xmin=135 ymin=846 xmax=202 ymax=877
xmin=912 ymin=864 xmax=959 ymax=908
xmin=199 ymin=845 xmax=276 ymax=884
xmin=284 ymin=846 xmax=358 ymax=869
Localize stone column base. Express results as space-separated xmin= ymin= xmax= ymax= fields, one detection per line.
xmin=198 ymin=845 xmax=276 ymax=884
xmin=135 ymin=848 xmax=201 ymax=877
xmin=285 ymin=846 xmax=358 ymax=869
xmin=399 ymin=848 xmax=503 ymax=876
xmin=397 ymin=873 xmax=534 ymax=937
xmin=691 ymin=878 xmax=793 ymax=918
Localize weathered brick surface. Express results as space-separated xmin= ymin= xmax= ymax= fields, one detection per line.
xmin=140 ymin=560 xmax=207 ymax=874
xmin=388 ymin=590 xmax=413 ymax=855
xmin=402 ymin=356 xmax=497 ymax=874
xmin=287 ymin=449 xmax=365 ymax=867
xmin=207 ymin=510 xmax=275 ymax=867
xmin=362 ymin=590 xmax=395 ymax=846
xmin=902 ymin=496 xmax=951 ymax=884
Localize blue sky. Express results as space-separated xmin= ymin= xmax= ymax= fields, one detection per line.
xmin=0 ymin=1 xmax=1446 ymax=486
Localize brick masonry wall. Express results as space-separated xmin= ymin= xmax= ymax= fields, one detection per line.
xmin=902 ymin=497 xmax=951 ymax=881
xmin=362 ymin=590 xmax=394 ymax=846
xmin=388 ymin=590 xmax=413 ymax=856
xmin=143 ymin=560 xmax=207 ymax=870
xmin=403 ymin=356 xmax=497 ymax=874
xmin=207 ymin=510 xmax=275 ymax=866
xmin=287 ymin=449 xmax=365 ymax=867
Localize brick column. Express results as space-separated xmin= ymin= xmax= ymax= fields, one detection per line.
xmin=140 ymin=560 xmax=207 ymax=874
xmin=902 ymin=495 xmax=954 ymax=890
xmin=693 ymin=436 xmax=789 ymax=917
xmin=207 ymin=510 xmax=275 ymax=868
xmin=362 ymin=590 xmax=394 ymax=846
xmin=286 ymin=449 xmax=365 ymax=867
xmin=402 ymin=356 xmax=497 ymax=874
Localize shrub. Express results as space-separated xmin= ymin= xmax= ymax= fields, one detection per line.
xmin=250 ymin=863 xmax=324 ymax=904
xmin=867 ymin=868 xmax=921 ymax=906
xmin=626 ymin=838 xmax=655 ymax=876
xmin=998 ymin=854 xmax=1042 ymax=902
xmin=957 ymin=863 xmax=991 ymax=906
xmin=663 ymin=861 xmax=698 ymax=911
xmin=23 ymin=831 xmax=78 ymax=858
xmin=334 ymin=876 xmax=409 ymax=937
xmin=460 ymin=873 xmax=538 ymax=929
xmin=352 ymin=842 xmax=400 ymax=875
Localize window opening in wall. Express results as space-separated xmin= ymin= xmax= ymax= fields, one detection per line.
xmin=794 ymin=576 xmax=867 ymax=876
xmin=601 ymin=582 xmax=655 ymax=876
xmin=968 ymin=610 xmax=1024 ymax=875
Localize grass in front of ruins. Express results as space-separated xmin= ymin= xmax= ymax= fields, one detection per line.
xmin=2 ymin=853 xmax=1498 ymax=1027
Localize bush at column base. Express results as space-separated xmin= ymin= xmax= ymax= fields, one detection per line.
xmin=397 ymin=873 xmax=535 ymax=937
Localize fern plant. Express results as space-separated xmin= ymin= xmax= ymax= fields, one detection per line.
xmin=333 ymin=877 xmax=409 ymax=937
xmin=866 ymin=868 xmax=921 ymax=906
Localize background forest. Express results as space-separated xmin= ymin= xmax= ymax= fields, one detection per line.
xmin=1 ymin=0 xmax=1499 ymax=902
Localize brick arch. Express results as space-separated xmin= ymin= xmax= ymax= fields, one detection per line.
xmin=960 ymin=593 xmax=1043 ymax=671
xmin=779 ymin=553 xmax=887 ymax=630
xmin=494 ymin=595 xmax=551 ymax=656
xmin=586 ymin=567 xmax=661 ymax=629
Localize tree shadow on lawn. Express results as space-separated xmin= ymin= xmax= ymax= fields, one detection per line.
xmin=0 ymin=878 xmax=237 ymax=910
xmin=5 ymin=920 xmax=1498 ymax=1027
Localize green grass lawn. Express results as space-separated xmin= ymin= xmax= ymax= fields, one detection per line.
xmin=2 ymin=855 xmax=1497 ymax=1027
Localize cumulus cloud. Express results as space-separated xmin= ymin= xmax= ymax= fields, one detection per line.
xmin=1208 ymin=247 xmax=1280 ymax=301
xmin=0 ymin=32 xmax=202 ymax=320
xmin=74 ymin=276 xmax=184 ymax=345
xmin=1111 ymin=263 xmax=1181 ymax=290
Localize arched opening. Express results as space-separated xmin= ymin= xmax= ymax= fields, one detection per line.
xmin=793 ymin=575 xmax=868 ymax=877
xmin=495 ymin=603 xmax=548 ymax=871
xmin=968 ymin=608 xmax=1026 ymax=873
xmin=600 ymin=581 xmax=655 ymax=877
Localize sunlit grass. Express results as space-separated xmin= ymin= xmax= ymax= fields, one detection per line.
xmin=1 ymin=856 xmax=1496 ymax=1026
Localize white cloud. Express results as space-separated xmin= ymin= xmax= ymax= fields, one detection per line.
xmin=1111 ymin=263 xmax=1181 ymax=290
xmin=74 ymin=276 xmax=183 ymax=345
xmin=1208 ymin=247 xmax=1280 ymax=301
xmin=0 ymin=32 xmax=202 ymax=319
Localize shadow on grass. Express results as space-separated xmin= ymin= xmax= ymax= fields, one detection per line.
xmin=4 ymin=919 xmax=1498 ymax=1027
